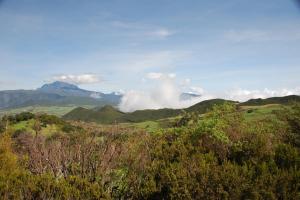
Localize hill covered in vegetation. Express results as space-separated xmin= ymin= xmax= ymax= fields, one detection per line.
xmin=240 ymin=95 xmax=300 ymax=106
xmin=63 ymin=96 xmax=300 ymax=124
xmin=63 ymin=99 xmax=234 ymax=123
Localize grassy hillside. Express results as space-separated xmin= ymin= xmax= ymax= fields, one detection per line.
xmin=0 ymin=105 xmax=95 ymax=117
xmin=63 ymin=105 xmax=124 ymax=124
xmin=241 ymin=104 xmax=283 ymax=121
xmin=240 ymin=95 xmax=300 ymax=106
xmin=185 ymin=99 xmax=235 ymax=113
xmin=120 ymin=108 xmax=183 ymax=122
xmin=62 ymin=99 xmax=234 ymax=124
xmin=62 ymin=96 xmax=300 ymax=124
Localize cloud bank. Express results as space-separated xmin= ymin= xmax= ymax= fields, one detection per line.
xmin=119 ymin=73 xmax=300 ymax=112
xmin=119 ymin=73 xmax=214 ymax=112
xmin=225 ymin=88 xmax=300 ymax=102
xmin=52 ymin=74 xmax=101 ymax=85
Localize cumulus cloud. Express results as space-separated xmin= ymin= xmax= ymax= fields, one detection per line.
xmin=52 ymin=74 xmax=101 ymax=85
xmin=225 ymin=88 xmax=300 ymax=102
xmin=119 ymin=73 xmax=213 ymax=112
xmin=119 ymin=72 xmax=300 ymax=112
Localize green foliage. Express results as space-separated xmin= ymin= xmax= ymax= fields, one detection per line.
xmin=39 ymin=113 xmax=65 ymax=126
xmin=0 ymin=102 xmax=299 ymax=199
xmin=275 ymin=144 xmax=299 ymax=170
xmin=196 ymin=102 xmax=242 ymax=143
xmin=0 ymin=133 xmax=18 ymax=174
xmin=3 ymin=112 xmax=35 ymax=124
xmin=276 ymin=103 xmax=300 ymax=148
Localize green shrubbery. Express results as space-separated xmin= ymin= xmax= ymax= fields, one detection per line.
xmin=0 ymin=103 xmax=299 ymax=199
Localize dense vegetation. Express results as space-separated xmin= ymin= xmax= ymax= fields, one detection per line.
xmin=0 ymin=102 xmax=299 ymax=199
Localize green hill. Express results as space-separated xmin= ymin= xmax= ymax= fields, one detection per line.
xmin=120 ymin=108 xmax=183 ymax=123
xmin=63 ymin=105 xmax=124 ymax=124
xmin=62 ymin=95 xmax=300 ymax=124
xmin=185 ymin=99 xmax=236 ymax=113
xmin=62 ymin=99 xmax=234 ymax=124
xmin=240 ymin=95 xmax=300 ymax=106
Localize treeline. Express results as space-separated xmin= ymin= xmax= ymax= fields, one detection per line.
xmin=0 ymin=103 xmax=299 ymax=199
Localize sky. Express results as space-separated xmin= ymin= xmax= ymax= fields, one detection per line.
xmin=0 ymin=0 xmax=300 ymax=109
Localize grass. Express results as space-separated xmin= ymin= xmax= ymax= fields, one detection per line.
xmin=0 ymin=105 xmax=95 ymax=117
xmin=132 ymin=121 xmax=161 ymax=132
xmin=241 ymin=104 xmax=283 ymax=121
xmin=11 ymin=119 xmax=35 ymax=134
xmin=11 ymin=119 xmax=61 ymax=136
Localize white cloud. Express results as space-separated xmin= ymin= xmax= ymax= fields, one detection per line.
xmin=168 ymin=73 xmax=176 ymax=78
xmin=189 ymin=86 xmax=205 ymax=95
xmin=182 ymin=78 xmax=191 ymax=86
xmin=225 ymin=88 xmax=300 ymax=102
xmin=52 ymin=74 xmax=102 ymax=85
xmin=119 ymin=73 xmax=300 ymax=111
xmin=111 ymin=20 xmax=174 ymax=39
xmin=119 ymin=74 xmax=213 ymax=112
xmin=147 ymin=28 xmax=174 ymax=38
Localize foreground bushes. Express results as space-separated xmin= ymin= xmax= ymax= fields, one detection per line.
xmin=0 ymin=103 xmax=299 ymax=199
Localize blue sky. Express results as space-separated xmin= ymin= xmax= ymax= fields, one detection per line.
xmin=0 ymin=0 xmax=300 ymax=101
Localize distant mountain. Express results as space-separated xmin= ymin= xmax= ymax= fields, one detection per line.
xmin=62 ymin=98 xmax=233 ymax=124
xmin=240 ymin=95 xmax=300 ymax=106
xmin=0 ymin=81 xmax=122 ymax=110
xmin=38 ymin=81 xmax=97 ymax=97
